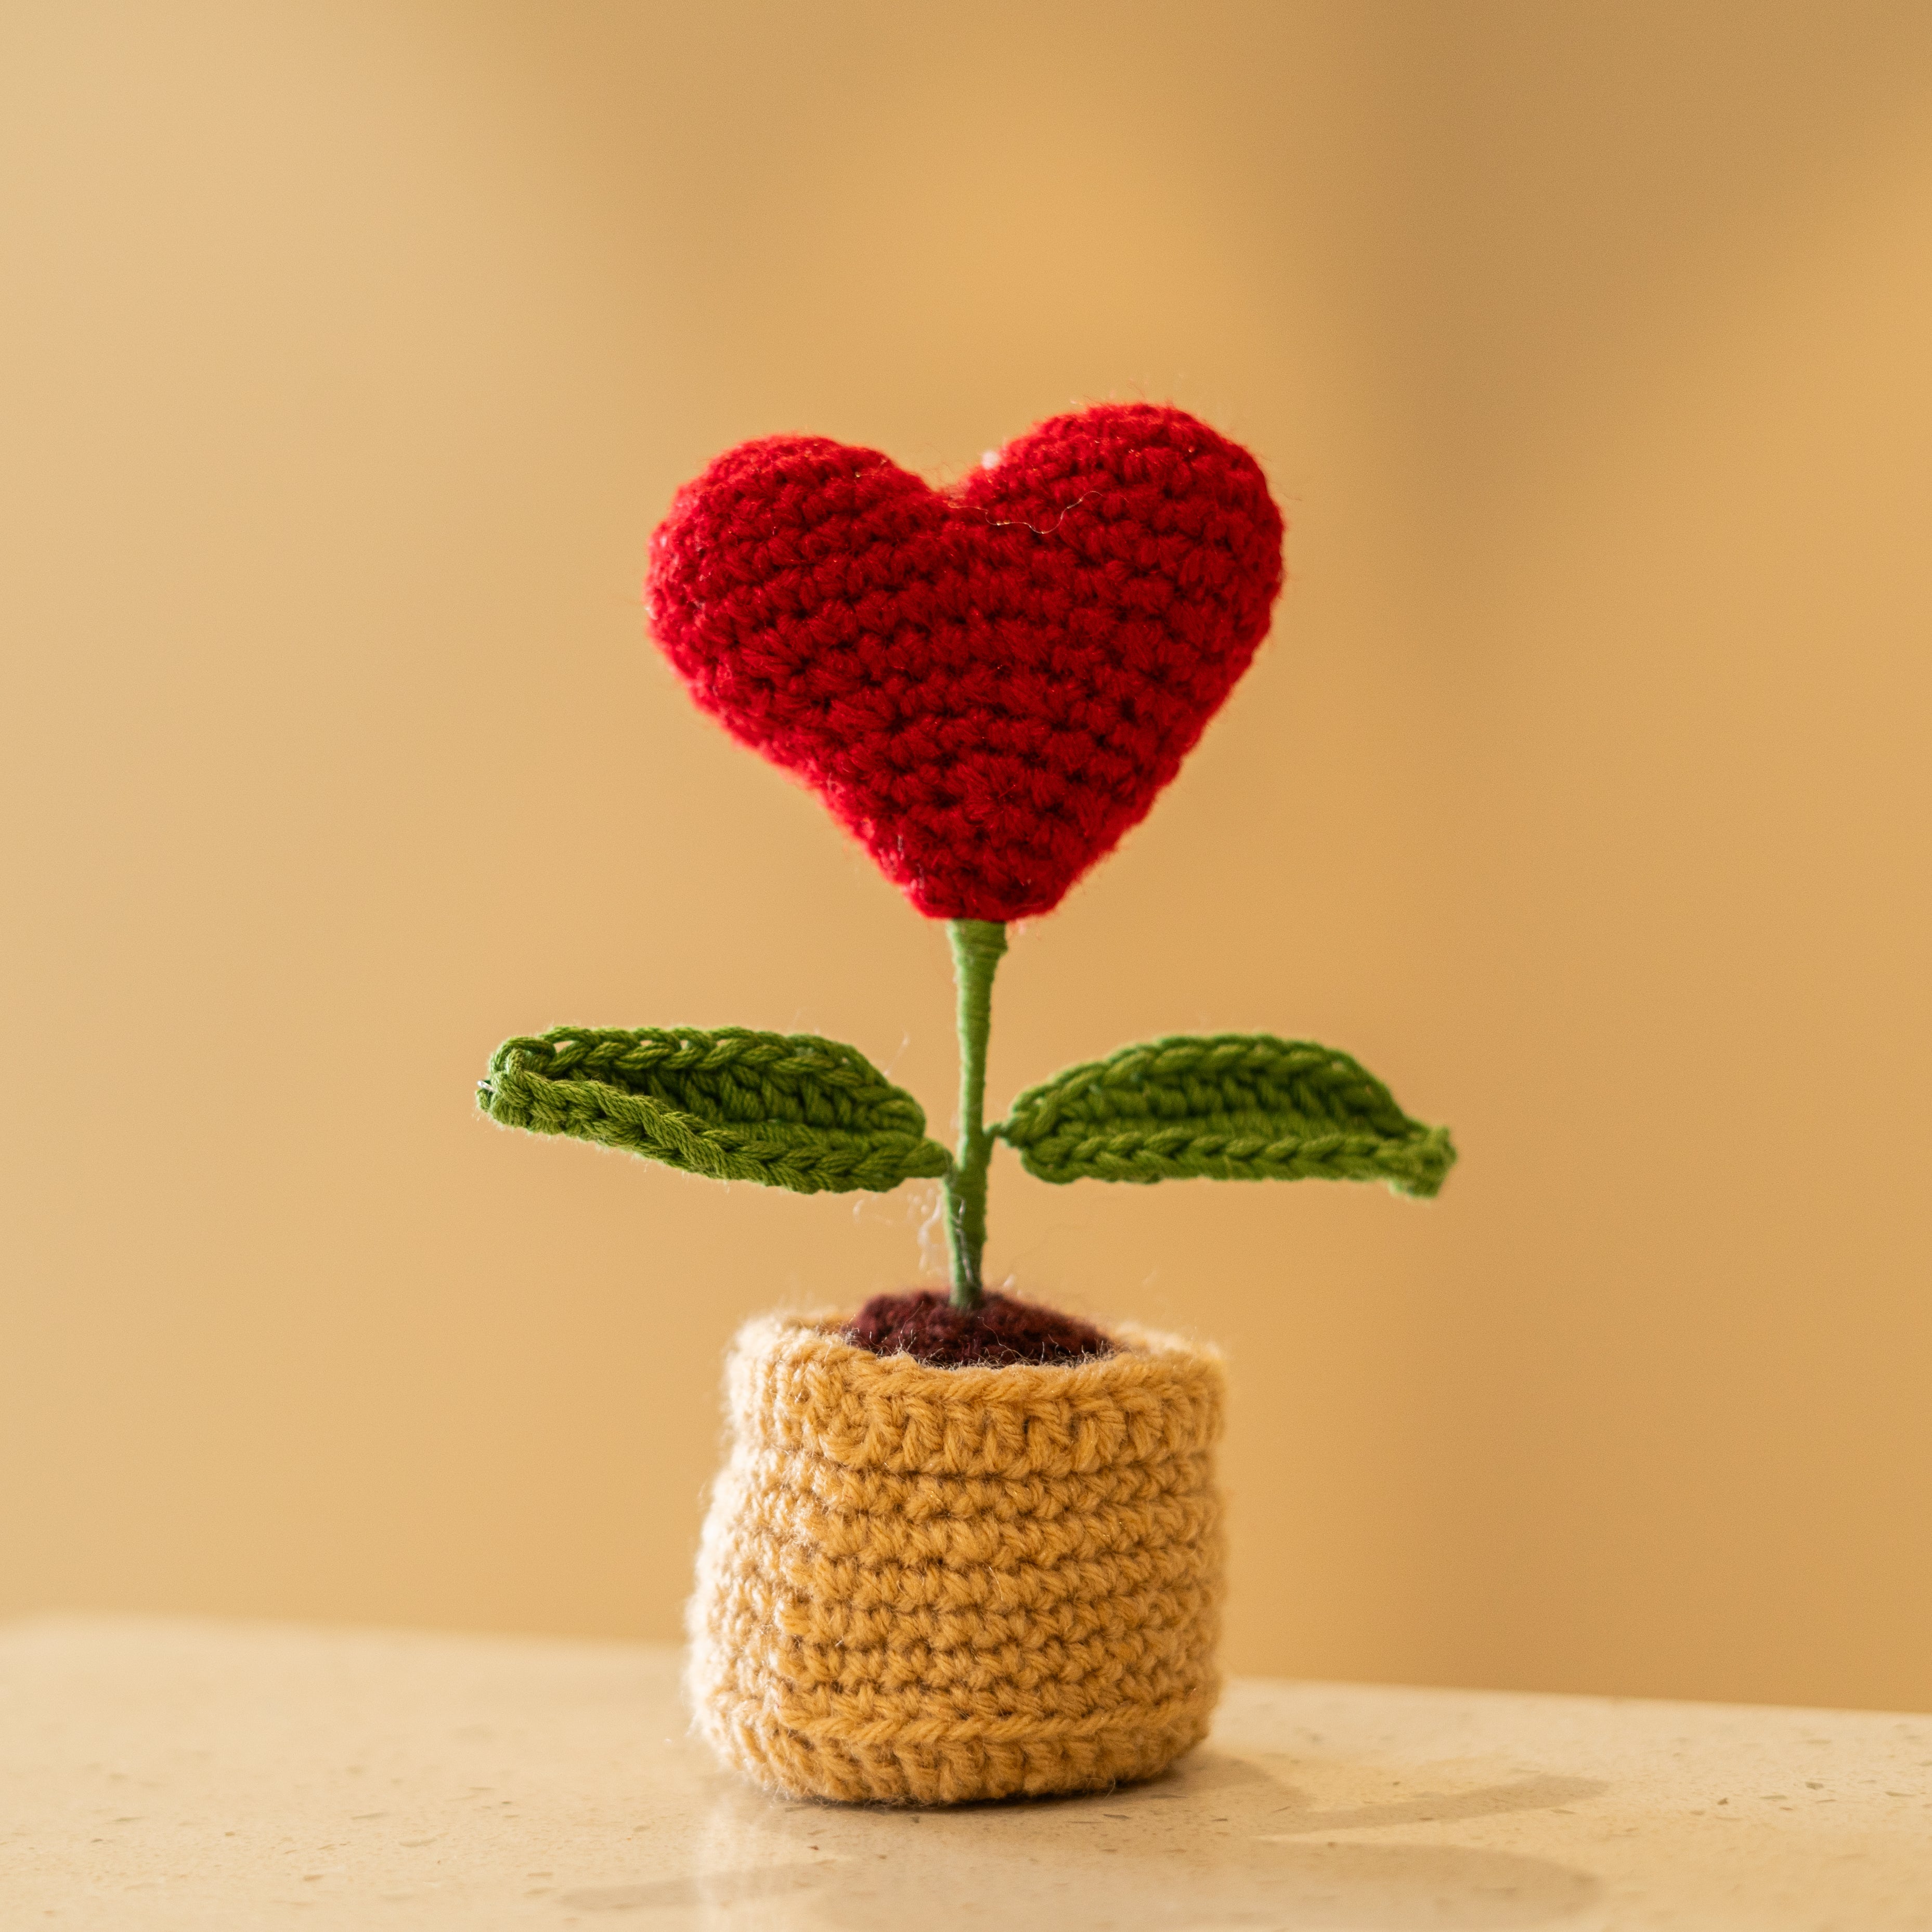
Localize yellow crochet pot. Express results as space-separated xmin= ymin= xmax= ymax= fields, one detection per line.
xmin=686 ymin=1310 xmax=1226 ymax=1806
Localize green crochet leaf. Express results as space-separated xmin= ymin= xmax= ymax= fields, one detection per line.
xmin=997 ymin=1033 xmax=1455 ymax=1198
xmin=478 ymin=1026 xmax=952 ymax=1196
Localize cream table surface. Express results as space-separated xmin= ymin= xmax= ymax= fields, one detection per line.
xmin=2 ymin=1617 xmax=1927 ymax=1930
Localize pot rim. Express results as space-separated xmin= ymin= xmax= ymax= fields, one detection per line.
xmin=720 ymin=1306 xmax=1224 ymax=1478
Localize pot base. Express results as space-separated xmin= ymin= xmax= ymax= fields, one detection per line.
xmin=714 ymin=1706 xmax=1214 ymax=1808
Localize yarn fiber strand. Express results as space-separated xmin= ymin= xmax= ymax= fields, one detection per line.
xmin=943 ymin=919 xmax=1006 ymax=1308
xmin=686 ymin=1312 xmax=1226 ymax=1805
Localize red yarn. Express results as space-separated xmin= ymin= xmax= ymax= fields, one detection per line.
xmin=645 ymin=403 xmax=1285 ymax=921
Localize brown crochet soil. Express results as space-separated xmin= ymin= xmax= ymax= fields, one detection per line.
xmin=844 ymin=1290 xmax=1113 ymax=1369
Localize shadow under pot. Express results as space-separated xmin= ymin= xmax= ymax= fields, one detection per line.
xmin=686 ymin=1311 xmax=1226 ymax=1805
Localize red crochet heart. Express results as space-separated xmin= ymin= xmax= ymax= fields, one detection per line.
xmin=644 ymin=403 xmax=1285 ymax=921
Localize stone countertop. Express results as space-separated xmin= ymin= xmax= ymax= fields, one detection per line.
xmin=3 ymin=1617 xmax=1927 ymax=1928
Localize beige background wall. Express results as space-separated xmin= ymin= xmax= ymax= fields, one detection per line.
xmin=4 ymin=1 xmax=1930 ymax=1711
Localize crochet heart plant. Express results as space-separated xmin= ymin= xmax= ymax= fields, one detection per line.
xmin=479 ymin=403 xmax=1454 ymax=1319
xmin=644 ymin=403 xmax=1284 ymax=921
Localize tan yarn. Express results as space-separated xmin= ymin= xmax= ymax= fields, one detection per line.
xmin=686 ymin=1311 xmax=1226 ymax=1806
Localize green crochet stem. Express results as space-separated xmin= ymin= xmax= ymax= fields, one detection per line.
xmin=944 ymin=919 xmax=1007 ymax=1311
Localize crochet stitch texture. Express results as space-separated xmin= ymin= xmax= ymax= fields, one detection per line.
xmin=646 ymin=403 xmax=1285 ymax=920
xmin=1000 ymin=1033 xmax=1457 ymax=1196
xmin=478 ymin=1025 xmax=950 ymax=1194
xmin=687 ymin=1313 xmax=1226 ymax=1805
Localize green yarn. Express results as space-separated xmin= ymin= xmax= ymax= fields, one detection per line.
xmin=478 ymin=1026 xmax=951 ymax=1195
xmin=997 ymin=1033 xmax=1456 ymax=1198
xmin=942 ymin=919 xmax=1007 ymax=1312
xmin=476 ymin=976 xmax=1454 ymax=1258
